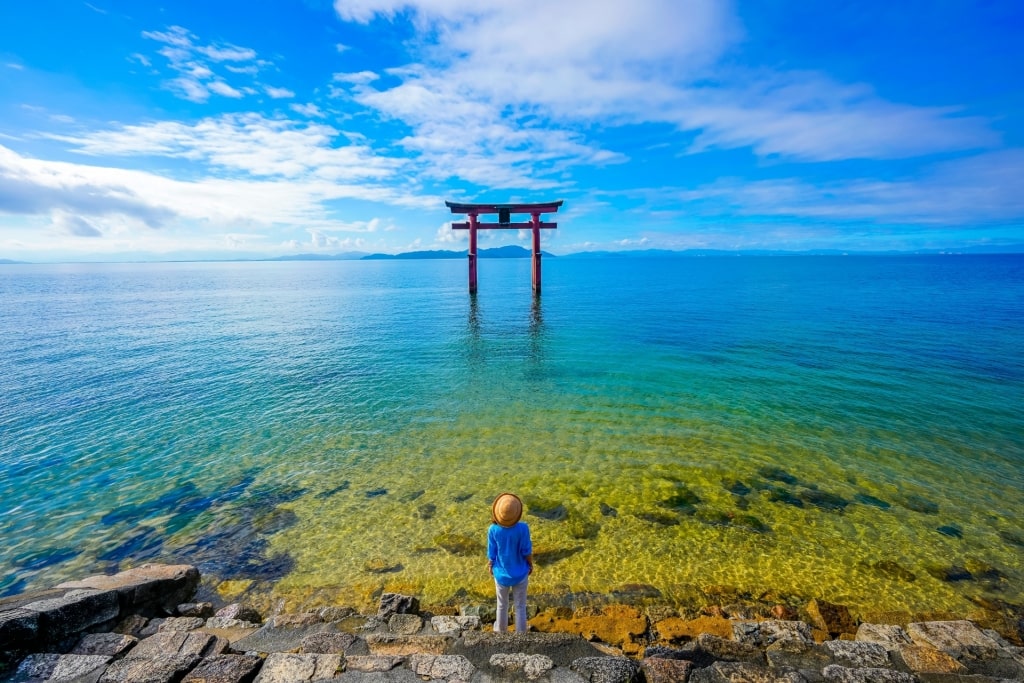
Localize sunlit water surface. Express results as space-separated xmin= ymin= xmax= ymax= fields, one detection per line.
xmin=1 ymin=256 xmax=1022 ymax=614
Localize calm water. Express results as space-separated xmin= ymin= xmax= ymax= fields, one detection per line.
xmin=1 ymin=256 xmax=1022 ymax=614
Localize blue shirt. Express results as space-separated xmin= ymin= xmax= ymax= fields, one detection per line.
xmin=487 ymin=521 xmax=533 ymax=587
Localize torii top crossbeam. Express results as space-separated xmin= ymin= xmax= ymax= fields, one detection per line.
xmin=445 ymin=200 xmax=563 ymax=295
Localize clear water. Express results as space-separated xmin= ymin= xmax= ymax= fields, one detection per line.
xmin=1 ymin=256 xmax=1022 ymax=615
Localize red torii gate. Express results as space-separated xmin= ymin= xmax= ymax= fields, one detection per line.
xmin=446 ymin=200 xmax=563 ymax=295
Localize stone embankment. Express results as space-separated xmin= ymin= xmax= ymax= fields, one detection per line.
xmin=3 ymin=564 xmax=1024 ymax=682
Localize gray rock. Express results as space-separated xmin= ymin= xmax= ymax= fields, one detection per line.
xmin=113 ymin=614 xmax=149 ymax=638
xmin=158 ymin=617 xmax=206 ymax=632
xmin=300 ymin=632 xmax=368 ymax=655
xmin=388 ymin=613 xmax=424 ymax=635
xmin=232 ymin=621 xmax=337 ymax=654
xmin=821 ymin=665 xmax=916 ymax=683
xmin=409 ymin=654 xmax=476 ymax=682
xmin=454 ymin=631 xmax=605 ymax=668
xmin=765 ymin=640 xmax=833 ymax=677
xmin=70 ymin=632 xmax=138 ymax=658
xmin=9 ymin=653 xmax=111 ymax=683
xmin=431 ymin=616 xmax=481 ymax=635
xmin=821 ymin=641 xmax=892 ymax=669
xmin=690 ymin=661 xmax=807 ymax=683
xmin=177 ymin=603 xmax=214 ymax=619
xmin=0 ymin=609 xmax=40 ymax=648
xmin=268 ymin=613 xmax=323 ymax=628
xmin=855 ymin=624 xmax=912 ymax=650
xmin=139 ymin=618 xmax=165 ymax=638
xmin=694 ymin=633 xmax=766 ymax=665
xmin=571 ymin=657 xmax=640 ymax=683
xmin=345 ymin=656 xmax=405 ymax=672
xmin=642 ymin=645 xmax=696 ymax=661
xmin=639 ymin=657 xmax=693 ymax=683
xmin=181 ymin=654 xmax=263 ymax=683
xmin=128 ymin=631 xmax=221 ymax=660
xmin=317 ymin=606 xmax=357 ymax=622
xmin=378 ymin=593 xmax=420 ymax=619
xmin=253 ymin=652 xmax=343 ymax=682
xmin=99 ymin=652 xmax=202 ymax=683
xmin=733 ymin=620 xmax=813 ymax=647
xmin=490 ymin=653 xmax=555 ymax=680
xmin=460 ymin=605 xmax=496 ymax=626
xmin=204 ymin=617 xmax=260 ymax=630
xmin=21 ymin=590 xmax=120 ymax=643
xmin=57 ymin=564 xmax=200 ymax=615
xmin=215 ymin=604 xmax=262 ymax=624
xmin=365 ymin=634 xmax=453 ymax=656
xmin=906 ymin=621 xmax=1003 ymax=659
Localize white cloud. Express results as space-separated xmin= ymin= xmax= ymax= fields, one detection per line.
xmin=208 ymin=80 xmax=243 ymax=98
xmin=335 ymin=43 xmax=351 ymax=53
xmin=290 ymin=103 xmax=325 ymax=118
xmin=6 ymin=62 xmax=25 ymax=70
xmin=52 ymin=211 xmax=103 ymax=237
xmin=265 ymin=86 xmax=296 ymax=99
xmin=333 ymin=71 xmax=379 ymax=85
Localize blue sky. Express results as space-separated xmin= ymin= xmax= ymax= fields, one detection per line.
xmin=1 ymin=0 xmax=1022 ymax=261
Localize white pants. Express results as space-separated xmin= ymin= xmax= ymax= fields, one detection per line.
xmin=494 ymin=576 xmax=529 ymax=632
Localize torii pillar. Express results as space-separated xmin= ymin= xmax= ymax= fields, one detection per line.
xmin=446 ymin=200 xmax=563 ymax=295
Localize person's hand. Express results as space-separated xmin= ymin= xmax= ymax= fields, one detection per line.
xmin=487 ymin=561 xmax=494 ymax=576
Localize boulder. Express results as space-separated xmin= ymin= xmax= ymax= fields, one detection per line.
xmin=128 ymin=631 xmax=223 ymax=660
xmin=820 ymin=665 xmax=915 ymax=682
xmin=158 ymin=617 xmax=206 ymax=632
xmin=764 ymin=640 xmax=833 ymax=675
xmin=215 ymin=604 xmax=262 ymax=623
xmin=454 ymin=631 xmax=605 ymax=668
xmin=489 ymin=653 xmax=555 ymax=680
xmin=821 ymin=641 xmax=891 ymax=669
xmin=806 ymin=600 xmax=857 ymax=638
xmin=9 ymin=653 xmax=111 ymax=683
xmin=21 ymin=590 xmax=121 ymax=644
xmin=232 ymin=621 xmax=337 ymax=654
xmin=252 ymin=653 xmax=343 ymax=682
xmin=529 ymin=605 xmax=648 ymax=655
xmin=906 ymin=620 xmax=1003 ymax=658
xmin=431 ymin=616 xmax=480 ymax=636
xmin=378 ymin=593 xmax=420 ymax=619
xmin=570 ymin=656 xmax=641 ymax=683
xmin=854 ymin=624 xmax=912 ymax=650
xmin=300 ymin=632 xmax=368 ymax=655
xmin=0 ymin=609 xmax=40 ymax=649
xmin=57 ymin=564 xmax=199 ymax=615
xmin=692 ymin=634 xmax=765 ymax=666
xmin=733 ymin=620 xmax=813 ymax=647
xmin=177 ymin=603 xmax=214 ymax=619
xmin=70 ymin=632 xmax=138 ymax=658
xmin=893 ymin=644 xmax=967 ymax=675
xmin=181 ymin=654 xmax=263 ymax=683
xmin=345 ymin=655 xmax=405 ymax=672
xmin=460 ymin=604 xmax=496 ymax=626
xmin=388 ymin=613 xmax=424 ymax=635
xmin=689 ymin=661 xmax=807 ymax=683
xmin=640 ymin=657 xmax=693 ymax=683
xmin=99 ymin=652 xmax=202 ymax=683
xmin=653 ymin=616 xmax=734 ymax=642
xmin=365 ymin=634 xmax=453 ymax=656
xmin=409 ymin=654 xmax=476 ymax=682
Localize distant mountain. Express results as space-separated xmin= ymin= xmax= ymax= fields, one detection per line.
xmin=0 ymin=258 xmax=29 ymax=264
xmin=363 ymin=245 xmax=552 ymax=260
xmin=562 ymin=246 xmax=1024 ymax=258
xmin=268 ymin=252 xmax=368 ymax=261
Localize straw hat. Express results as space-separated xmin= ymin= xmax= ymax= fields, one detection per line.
xmin=492 ymin=493 xmax=523 ymax=527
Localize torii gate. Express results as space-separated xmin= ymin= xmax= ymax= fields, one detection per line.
xmin=446 ymin=200 xmax=563 ymax=295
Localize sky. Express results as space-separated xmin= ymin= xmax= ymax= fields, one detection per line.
xmin=1 ymin=1 xmax=1023 ymax=261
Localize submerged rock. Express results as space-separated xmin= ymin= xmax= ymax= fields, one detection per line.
xmin=366 ymin=487 xmax=388 ymax=498
xmin=97 ymin=526 xmax=164 ymax=563
xmin=723 ymin=479 xmax=752 ymax=497
xmin=696 ymin=510 xmax=732 ymax=527
xmin=636 ymin=512 xmax=680 ymax=526
xmin=901 ymin=494 xmax=939 ymax=515
xmin=433 ymin=533 xmax=482 ymax=556
xmin=659 ymin=487 xmax=701 ymax=515
xmin=799 ymin=489 xmax=849 ymax=512
xmin=865 ymin=560 xmax=917 ymax=582
xmin=453 ymin=492 xmax=474 ymax=502
xmin=400 ymin=489 xmax=425 ymax=502
xmin=765 ymin=486 xmax=804 ymax=508
xmin=415 ymin=503 xmax=436 ymax=520
xmin=568 ymin=518 xmax=601 ymax=540
xmin=731 ymin=515 xmax=771 ymax=534
xmin=936 ymin=525 xmax=963 ymax=539
xmin=757 ymin=466 xmax=799 ymax=485
xmin=599 ymin=503 xmax=618 ymax=518
xmin=525 ymin=498 xmax=569 ymax=521
xmin=314 ymin=481 xmax=350 ymax=499
xmin=12 ymin=547 xmax=82 ymax=571
xmin=925 ymin=564 xmax=973 ymax=582
xmin=363 ymin=558 xmax=403 ymax=574
xmin=533 ymin=546 xmax=584 ymax=565
xmin=998 ymin=530 xmax=1024 ymax=547
xmin=854 ymin=493 xmax=892 ymax=510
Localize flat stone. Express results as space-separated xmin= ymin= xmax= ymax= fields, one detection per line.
xmin=906 ymin=621 xmax=1003 ymax=658
xmin=529 ymin=605 xmax=648 ymax=656
xmin=177 ymin=603 xmax=214 ymax=619
xmin=113 ymin=614 xmax=149 ymax=638
xmin=301 ymin=632 xmax=368 ymax=655
xmin=855 ymin=624 xmax=913 ymax=649
xmin=821 ymin=641 xmax=891 ymax=668
xmin=378 ymin=593 xmax=419 ymax=619
xmin=490 ymin=653 xmax=555 ymax=680
xmin=58 ymin=564 xmax=200 ymax=615
xmin=99 ymin=652 xmax=202 ymax=683
xmin=821 ymin=665 xmax=916 ymax=682
xmin=70 ymin=632 xmax=139 ymax=657
xmin=431 ymin=616 xmax=480 ymax=635
xmin=460 ymin=604 xmax=496 ymax=626
xmin=388 ymin=613 xmax=423 ymax=635
xmin=640 ymin=657 xmax=693 ymax=683
xmin=409 ymin=654 xmax=476 ymax=682
xmin=21 ymin=590 xmax=121 ymax=643
xmin=129 ymin=631 xmax=221 ymax=659
xmin=365 ymin=633 xmax=452 ymax=656
xmin=269 ymin=613 xmax=322 ymax=628
xmin=454 ymin=631 xmax=605 ymax=668
xmin=232 ymin=621 xmax=337 ymax=654
xmin=10 ymin=653 xmax=111 ymax=683
xmin=734 ymin=620 xmax=813 ymax=647
xmin=688 ymin=661 xmax=806 ymax=682
xmin=894 ymin=645 xmax=968 ymax=674
xmin=181 ymin=654 xmax=263 ymax=683
xmin=807 ymin=600 xmax=857 ymax=637
xmin=0 ymin=609 xmax=40 ymax=648
xmin=159 ymin=617 xmax=206 ymax=632
xmin=571 ymin=656 xmax=640 ymax=683
xmin=345 ymin=655 xmax=405 ymax=672
xmin=654 ymin=616 xmax=734 ymax=642
xmin=253 ymin=652 xmax=343 ymax=682
xmin=764 ymin=640 xmax=833 ymax=674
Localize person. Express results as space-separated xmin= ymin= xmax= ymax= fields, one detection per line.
xmin=487 ymin=492 xmax=533 ymax=632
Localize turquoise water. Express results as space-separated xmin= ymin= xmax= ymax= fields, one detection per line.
xmin=1 ymin=256 xmax=1022 ymax=614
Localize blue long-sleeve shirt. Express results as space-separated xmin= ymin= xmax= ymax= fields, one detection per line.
xmin=487 ymin=521 xmax=533 ymax=587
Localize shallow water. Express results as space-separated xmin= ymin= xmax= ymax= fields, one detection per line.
xmin=1 ymin=256 xmax=1022 ymax=613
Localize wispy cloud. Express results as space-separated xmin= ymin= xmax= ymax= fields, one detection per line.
xmin=264 ymin=86 xmax=295 ymax=99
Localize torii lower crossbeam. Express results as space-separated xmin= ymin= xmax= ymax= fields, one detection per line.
xmin=446 ymin=200 xmax=563 ymax=295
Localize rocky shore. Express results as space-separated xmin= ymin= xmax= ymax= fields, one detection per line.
xmin=2 ymin=564 xmax=1024 ymax=682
